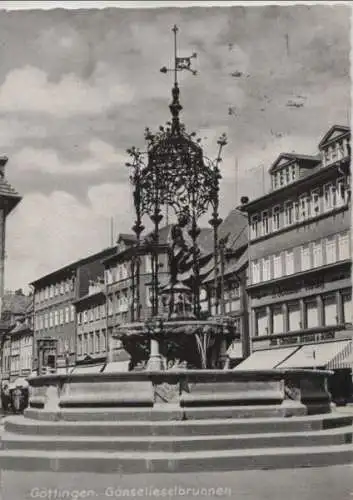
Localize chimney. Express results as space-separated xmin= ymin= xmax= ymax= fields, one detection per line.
xmin=0 ymin=156 xmax=8 ymax=178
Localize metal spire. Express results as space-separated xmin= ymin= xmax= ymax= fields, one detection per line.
xmin=160 ymin=25 xmax=197 ymax=134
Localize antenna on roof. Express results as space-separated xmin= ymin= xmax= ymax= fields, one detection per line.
xmin=110 ymin=217 xmax=114 ymax=247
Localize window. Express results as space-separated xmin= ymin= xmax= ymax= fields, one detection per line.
xmin=310 ymin=190 xmax=320 ymax=216
xmin=108 ymin=296 xmax=113 ymax=316
xmin=95 ymin=331 xmax=100 ymax=353
xmin=284 ymin=201 xmax=294 ymax=226
xmin=251 ymin=260 xmax=261 ymax=284
xmin=105 ymin=269 xmax=113 ymax=285
xmin=299 ymin=194 xmax=310 ymax=221
xmin=44 ymin=313 xmax=48 ymax=329
xmin=83 ymin=334 xmax=88 ymax=355
xmin=49 ymin=311 xmax=53 ymax=328
xmin=64 ymin=281 xmax=70 ymax=293
xmin=59 ymin=309 xmax=64 ymax=325
xmin=305 ymin=300 xmax=318 ymax=328
xmin=54 ymin=310 xmax=58 ymax=326
xmin=272 ymin=173 xmax=278 ymax=190
xmin=272 ymin=206 xmax=280 ymax=232
xmin=39 ymin=315 xmax=44 ymax=330
xmin=337 ymin=178 xmax=348 ymax=207
xmin=288 ymin=302 xmax=301 ymax=331
xmin=44 ymin=287 xmax=49 ymax=300
xmin=89 ymin=308 xmax=94 ymax=322
xmin=83 ymin=310 xmax=88 ymax=323
xmin=250 ymin=215 xmax=259 ymax=239
xmin=273 ymin=253 xmax=282 ymax=279
xmin=262 ymin=257 xmax=271 ymax=282
xmin=300 ymin=245 xmax=311 ymax=271
xmin=285 ymin=166 xmax=290 ymax=184
xmin=77 ymin=335 xmax=82 ymax=356
xmin=54 ymin=284 xmax=59 ymax=297
xmin=255 ymin=308 xmax=268 ymax=336
xmin=312 ymin=241 xmax=323 ymax=268
xmin=146 ymin=287 xmax=153 ymax=307
xmin=70 ymin=305 xmax=75 ymax=322
xmin=49 ymin=285 xmax=54 ymax=298
xmin=323 ymin=295 xmax=337 ymax=326
xmin=60 ymin=282 xmax=64 ymax=294
xmin=291 ymin=164 xmax=296 ymax=181
xmin=95 ymin=306 xmax=100 ymax=321
xmin=343 ymin=293 xmax=352 ymax=324
xmin=77 ymin=312 xmax=82 ymax=325
xmin=293 ymin=201 xmax=300 ymax=224
xmin=325 ymin=236 xmax=337 ymax=264
xmin=279 ymin=170 xmax=284 ymax=187
xmin=88 ymin=333 xmax=93 ymax=354
xmin=65 ymin=307 xmax=70 ymax=324
xmin=145 ymin=255 xmax=153 ymax=273
xmin=100 ymin=304 xmax=105 ymax=318
xmin=261 ymin=211 xmax=269 ymax=236
xmin=272 ymin=305 xmax=284 ymax=334
xmin=338 ymin=232 xmax=350 ymax=261
xmin=324 ymin=183 xmax=336 ymax=211
xmin=285 ymin=250 xmax=294 ymax=275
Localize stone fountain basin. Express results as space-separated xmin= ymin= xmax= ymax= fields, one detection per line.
xmin=26 ymin=369 xmax=333 ymax=419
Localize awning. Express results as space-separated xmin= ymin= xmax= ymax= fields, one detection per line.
xmin=233 ymin=346 xmax=299 ymax=370
xmin=56 ymin=367 xmax=74 ymax=375
xmin=276 ymin=340 xmax=351 ymax=369
xmin=102 ymin=361 xmax=130 ymax=373
xmin=327 ymin=341 xmax=353 ymax=369
xmin=71 ymin=364 xmax=104 ymax=374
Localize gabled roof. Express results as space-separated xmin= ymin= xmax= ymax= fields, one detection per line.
xmin=117 ymin=233 xmax=137 ymax=244
xmin=318 ymin=125 xmax=350 ymax=149
xmin=2 ymin=292 xmax=31 ymax=315
xmin=30 ymin=246 xmax=116 ymax=286
xmin=269 ymin=153 xmax=319 ymax=174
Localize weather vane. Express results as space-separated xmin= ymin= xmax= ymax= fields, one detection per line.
xmin=160 ymin=25 xmax=197 ymax=84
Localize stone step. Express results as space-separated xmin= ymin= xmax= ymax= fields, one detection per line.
xmin=5 ymin=413 xmax=353 ymax=437
xmin=0 ymin=444 xmax=352 ymax=473
xmin=24 ymin=401 xmax=306 ymax=422
xmin=2 ymin=426 xmax=352 ymax=453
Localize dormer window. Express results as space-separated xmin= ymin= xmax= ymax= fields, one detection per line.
xmin=291 ymin=164 xmax=296 ymax=181
xmin=261 ymin=211 xmax=269 ymax=236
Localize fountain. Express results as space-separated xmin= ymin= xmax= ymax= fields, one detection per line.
xmin=0 ymin=26 xmax=351 ymax=477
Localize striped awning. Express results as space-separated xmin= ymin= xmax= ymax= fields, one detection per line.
xmin=327 ymin=340 xmax=353 ymax=369
xmin=102 ymin=361 xmax=130 ymax=373
xmin=233 ymin=346 xmax=299 ymax=370
xmin=277 ymin=340 xmax=351 ymax=369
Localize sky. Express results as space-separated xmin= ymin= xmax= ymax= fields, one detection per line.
xmin=0 ymin=2 xmax=350 ymax=291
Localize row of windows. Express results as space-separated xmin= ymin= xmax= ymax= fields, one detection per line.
xmin=77 ymin=330 xmax=107 ymax=357
xmin=77 ymin=304 xmax=106 ymax=324
xmin=35 ymin=305 xmax=75 ymax=330
xmin=56 ymin=337 xmax=75 ymax=354
xmin=321 ymin=137 xmax=350 ymax=167
xmin=35 ymin=278 xmax=74 ymax=303
xmin=250 ymin=178 xmax=349 ymax=240
xmin=254 ymin=291 xmax=352 ymax=337
xmin=10 ymin=352 xmax=32 ymax=371
xmin=107 ymin=289 xmax=131 ymax=315
xmin=105 ymin=263 xmax=130 ymax=285
xmin=105 ymin=257 xmax=155 ymax=286
xmin=251 ymin=231 xmax=350 ymax=284
xmin=272 ymin=162 xmax=298 ymax=190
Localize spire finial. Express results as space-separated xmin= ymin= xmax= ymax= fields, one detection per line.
xmin=160 ymin=25 xmax=197 ymax=135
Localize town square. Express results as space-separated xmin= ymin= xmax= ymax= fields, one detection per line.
xmin=0 ymin=1 xmax=352 ymax=499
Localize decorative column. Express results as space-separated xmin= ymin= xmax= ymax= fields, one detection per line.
xmin=146 ymin=316 xmax=164 ymax=371
xmin=317 ymin=295 xmax=324 ymax=327
xmin=266 ymin=305 xmax=272 ymax=335
xmin=282 ymin=303 xmax=289 ymax=333
xmin=299 ymin=298 xmax=305 ymax=329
